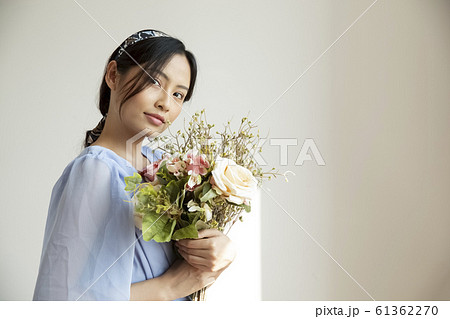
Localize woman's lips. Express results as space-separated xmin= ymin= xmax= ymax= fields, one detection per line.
xmin=144 ymin=113 xmax=164 ymax=126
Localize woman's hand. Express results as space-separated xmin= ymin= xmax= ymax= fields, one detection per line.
xmin=131 ymin=229 xmax=236 ymax=300
xmin=131 ymin=258 xmax=220 ymax=300
xmin=174 ymin=229 xmax=237 ymax=272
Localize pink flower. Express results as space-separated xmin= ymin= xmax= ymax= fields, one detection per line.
xmin=180 ymin=150 xmax=210 ymax=192
xmin=166 ymin=156 xmax=187 ymax=178
xmin=139 ymin=159 xmax=162 ymax=183
xmin=183 ymin=149 xmax=210 ymax=176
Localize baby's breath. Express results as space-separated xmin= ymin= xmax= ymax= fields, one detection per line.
xmin=154 ymin=108 xmax=284 ymax=232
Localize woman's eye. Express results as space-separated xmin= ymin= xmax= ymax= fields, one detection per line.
xmin=153 ymin=78 xmax=161 ymax=87
xmin=174 ymin=92 xmax=184 ymax=100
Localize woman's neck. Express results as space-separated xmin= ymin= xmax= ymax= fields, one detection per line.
xmin=89 ymin=110 xmax=153 ymax=171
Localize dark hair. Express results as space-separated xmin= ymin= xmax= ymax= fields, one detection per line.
xmin=83 ymin=31 xmax=197 ymax=148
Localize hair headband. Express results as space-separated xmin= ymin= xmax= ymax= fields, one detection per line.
xmin=115 ymin=29 xmax=170 ymax=60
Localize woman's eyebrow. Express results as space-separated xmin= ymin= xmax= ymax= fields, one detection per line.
xmin=157 ymin=71 xmax=189 ymax=91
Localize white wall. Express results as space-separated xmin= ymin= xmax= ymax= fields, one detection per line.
xmin=0 ymin=0 xmax=449 ymax=300
xmin=206 ymin=189 xmax=261 ymax=301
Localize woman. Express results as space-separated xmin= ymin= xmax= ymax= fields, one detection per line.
xmin=33 ymin=29 xmax=236 ymax=301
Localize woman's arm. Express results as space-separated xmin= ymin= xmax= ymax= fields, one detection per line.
xmin=34 ymin=157 xmax=137 ymax=301
xmin=129 ymin=274 xmax=168 ymax=301
xmin=130 ymin=258 xmax=223 ymax=300
xmin=130 ymin=229 xmax=236 ymax=300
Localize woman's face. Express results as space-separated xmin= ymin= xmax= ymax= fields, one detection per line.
xmin=109 ymin=53 xmax=191 ymax=139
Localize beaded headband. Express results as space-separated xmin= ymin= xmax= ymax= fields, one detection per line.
xmin=115 ymin=29 xmax=170 ymax=60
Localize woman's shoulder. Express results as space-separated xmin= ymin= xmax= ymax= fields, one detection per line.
xmin=76 ymin=145 xmax=137 ymax=172
xmin=55 ymin=146 xmax=136 ymax=189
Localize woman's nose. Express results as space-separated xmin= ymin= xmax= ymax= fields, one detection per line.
xmin=156 ymin=90 xmax=171 ymax=111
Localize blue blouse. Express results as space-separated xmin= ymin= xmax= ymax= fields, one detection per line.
xmin=33 ymin=144 xmax=191 ymax=301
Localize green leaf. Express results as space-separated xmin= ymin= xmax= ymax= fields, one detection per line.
xmin=200 ymin=187 xmax=218 ymax=202
xmin=124 ymin=172 xmax=142 ymax=191
xmin=187 ymin=212 xmax=200 ymax=224
xmin=142 ymin=211 xmax=170 ymax=242
xmin=193 ymin=183 xmax=204 ymax=199
xmin=153 ymin=219 xmax=177 ymax=243
xmin=172 ymin=224 xmax=199 ymax=240
xmin=156 ymin=161 xmax=176 ymax=185
xmin=201 ymin=182 xmax=211 ymax=197
xmin=165 ymin=178 xmax=188 ymax=204
xmin=136 ymin=184 xmax=158 ymax=207
xmin=195 ymin=220 xmax=210 ymax=231
xmin=178 ymin=218 xmax=190 ymax=228
xmin=165 ymin=180 xmax=181 ymax=203
xmin=178 ymin=189 xmax=186 ymax=210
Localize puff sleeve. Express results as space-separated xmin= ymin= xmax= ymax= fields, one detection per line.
xmin=33 ymin=155 xmax=135 ymax=300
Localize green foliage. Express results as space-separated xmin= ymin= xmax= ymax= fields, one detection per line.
xmin=172 ymin=224 xmax=199 ymax=240
xmin=201 ymin=181 xmax=211 ymax=195
xmin=165 ymin=177 xmax=189 ymax=205
xmin=193 ymin=182 xmax=205 ymax=198
xmin=124 ymin=173 xmax=142 ymax=192
xmin=195 ymin=220 xmax=210 ymax=230
xmin=200 ymin=187 xmax=218 ymax=203
xmin=187 ymin=211 xmax=200 ymax=224
xmin=242 ymin=203 xmax=251 ymax=212
xmin=155 ymin=161 xmax=176 ymax=185
xmin=135 ymin=184 xmax=171 ymax=214
xmin=142 ymin=212 xmax=176 ymax=242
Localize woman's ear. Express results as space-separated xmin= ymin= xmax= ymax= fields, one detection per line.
xmin=105 ymin=60 xmax=120 ymax=91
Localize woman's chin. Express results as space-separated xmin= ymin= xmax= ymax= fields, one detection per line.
xmin=146 ymin=129 xmax=161 ymax=139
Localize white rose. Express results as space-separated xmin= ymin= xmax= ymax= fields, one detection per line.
xmin=210 ymin=156 xmax=258 ymax=205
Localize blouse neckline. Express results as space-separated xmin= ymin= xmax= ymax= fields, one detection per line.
xmin=84 ymin=144 xmax=151 ymax=173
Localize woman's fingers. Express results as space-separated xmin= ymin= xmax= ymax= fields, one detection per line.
xmin=176 ymin=229 xmax=225 ymax=249
xmin=174 ymin=230 xmax=236 ymax=272
xmin=176 ymin=237 xmax=212 ymax=250
xmin=177 ymin=245 xmax=212 ymax=259
xmin=177 ymin=248 xmax=210 ymax=269
xmin=176 ymin=240 xmax=234 ymax=272
xmin=197 ymin=228 xmax=222 ymax=238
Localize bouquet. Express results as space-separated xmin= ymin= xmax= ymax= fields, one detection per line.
xmin=124 ymin=109 xmax=285 ymax=300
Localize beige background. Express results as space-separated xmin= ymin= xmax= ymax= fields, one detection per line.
xmin=0 ymin=0 xmax=449 ymax=300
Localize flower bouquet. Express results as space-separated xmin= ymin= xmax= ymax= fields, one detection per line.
xmin=124 ymin=109 xmax=283 ymax=300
